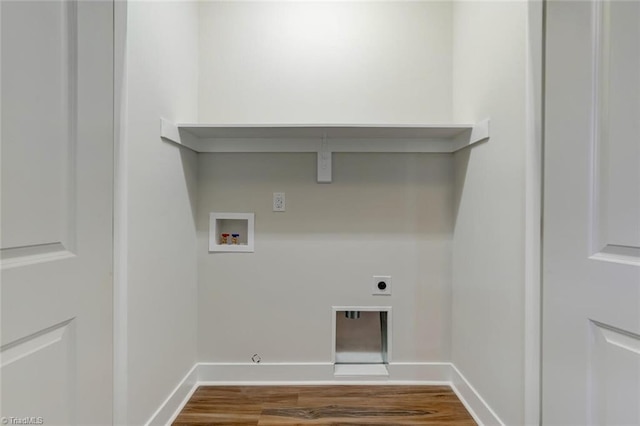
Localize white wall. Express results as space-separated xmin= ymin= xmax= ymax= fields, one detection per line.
xmin=198 ymin=1 xmax=452 ymax=124
xmin=122 ymin=1 xmax=199 ymax=424
xmin=198 ymin=153 xmax=454 ymax=363
xmin=195 ymin=1 xmax=456 ymax=365
xmin=117 ymin=1 xmax=535 ymax=423
xmin=451 ymin=2 xmax=529 ymax=425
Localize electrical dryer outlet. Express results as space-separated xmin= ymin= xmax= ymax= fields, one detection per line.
xmin=372 ymin=276 xmax=392 ymax=295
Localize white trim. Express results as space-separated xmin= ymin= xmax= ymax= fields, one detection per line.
xmin=145 ymin=364 xmax=199 ymax=426
xmin=199 ymin=362 xmax=334 ymax=383
xmin=148 ymin=362 xmax=501 ymax=425
xmin=198 ymin=362 xmax=451 ymax=385
xmin=113 ymin=0 xmax=129 ymax=424
xmin=450 ymin=364 xmax=505 ymax=426
xmin=524 ymin=1 xmax=543 ymax=425
xmin=386 ymin=362 xmax=451 ymax=382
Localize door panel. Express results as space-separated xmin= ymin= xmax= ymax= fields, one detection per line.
xmin=591 ymin=0 xmax=640 ymax=262
xmin=590 ymin=322 xmax=640 ymax=426
xmin=1 ymin=321 xmax=74 ymax=426
xmin=544 ymin=1 xmax=640 ymax=425
xmin=1 ymin=1 xmax=114 ymax=424
xmin=1 ymin=0 xmax=75 ymax=252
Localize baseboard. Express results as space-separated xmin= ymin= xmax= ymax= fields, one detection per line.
xmin=145 ymin=364 xmax=198 ymax=426
xmin=148 ymin=362 xmax=502 ymax=425
xmin=198 ymin=361 xmax=451 ymax=385
xmin=386 ymin=362 xmax=451 ymax=383
xmin=450 ymin=364 xmax=505 ymax=426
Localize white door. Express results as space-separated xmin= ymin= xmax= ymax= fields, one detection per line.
xmin=1 ymin=1 xmax=114 ymax=425
xmin=543 ymin=1 xmax=640 ymax=425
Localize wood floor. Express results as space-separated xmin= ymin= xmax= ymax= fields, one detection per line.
xmin=173 ymin=385 xmax=477 ymax=425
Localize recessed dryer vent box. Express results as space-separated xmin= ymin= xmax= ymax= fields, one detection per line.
xmin=209 ymin=212 xmax=254 ymax=253
xmin=332 ymin=307 xmax=391 ymax=376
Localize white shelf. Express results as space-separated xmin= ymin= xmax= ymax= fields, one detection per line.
xmin=175 ymin=123 xmax=475 ymax=140
xmin=161 ymin=119 xmax=490 ymax=183
xmin=209 ymin=212 xmax=254 ymax=253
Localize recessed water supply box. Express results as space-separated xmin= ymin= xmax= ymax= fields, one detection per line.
xmin=209 ymin=212 xmax=255 ymax=252
xmin=332 ymin=307 xmax=391 ymax=376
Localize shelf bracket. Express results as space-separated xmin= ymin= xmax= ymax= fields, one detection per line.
xmin=451 ymin=118 xmax=490 ymax=152
xmin=160 ymin=118 xmax=201 ymax=152
xmin=317 ymin=134 xmax=332 ymax=183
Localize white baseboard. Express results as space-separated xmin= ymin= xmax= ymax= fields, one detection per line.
xmin=450 ymin=364 xmax=505 ymax=426
xmin=387 ymin=362 xmax=451 ymax=383
xmin=145 ymin=364 xmax=198 ymax=426
xmin=198 ymin=361 xmax=451 ymax=385
xmin=198 ymin=362 xmax=334 ymax=383
xmin=147 ymin=362 xmax=501 ymax=426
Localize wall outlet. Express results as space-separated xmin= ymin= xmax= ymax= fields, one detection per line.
xmin=273 ymin=192 xmax=285 ymax=212
xmin=372 ymin=276 xmax=392 ymax=295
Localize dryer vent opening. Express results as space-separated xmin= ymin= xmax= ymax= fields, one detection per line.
xmin=336 ymin=310 xmax=388 ymax=364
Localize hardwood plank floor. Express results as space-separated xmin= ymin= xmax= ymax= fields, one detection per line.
xmin=173 ymin=385 xmax=477 ymax=425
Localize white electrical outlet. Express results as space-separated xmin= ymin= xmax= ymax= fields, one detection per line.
xmin=273 ymin=192 xmax=285 ymax=212
xmin=372 ymin=276 xmax=392 ymax=295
